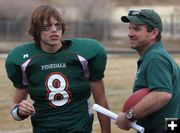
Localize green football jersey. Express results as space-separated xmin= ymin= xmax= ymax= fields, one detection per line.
xmin=5 ymin=38 xmax=107 ymax=133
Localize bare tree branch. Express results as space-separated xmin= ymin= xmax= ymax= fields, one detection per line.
xmin=54 ymin=0 xmax=117 ymax=21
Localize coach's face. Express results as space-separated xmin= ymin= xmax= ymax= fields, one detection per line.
xmin=40 ymin=16 xmax=63 ymax=53
xmin=128 ymin=22 xmax=152 ymax=55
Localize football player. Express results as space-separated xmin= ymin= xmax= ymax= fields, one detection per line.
xmin=5 ymin=5 xmax=111 ymax=133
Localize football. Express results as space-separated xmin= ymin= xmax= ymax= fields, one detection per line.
xmin=122 ymin=88 xmax=150 ymax=112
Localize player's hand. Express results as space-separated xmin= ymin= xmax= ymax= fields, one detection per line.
xmin=18 ymin=100 xmax=35 ymax=116
xmin=115 ymin=112 xmax=131 ymax=130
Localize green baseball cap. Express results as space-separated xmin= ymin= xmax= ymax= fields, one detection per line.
xmin=121 ymin=9 xmax=163 ymax=32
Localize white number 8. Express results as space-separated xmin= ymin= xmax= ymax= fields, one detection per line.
xmin=46 ymin=72 xmax=71 ymax=107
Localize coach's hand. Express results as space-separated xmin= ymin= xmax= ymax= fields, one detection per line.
xmin=115 ymin=112 xmax=131 ymax=130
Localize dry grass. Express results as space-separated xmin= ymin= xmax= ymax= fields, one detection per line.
xmin=103 ymin=37 xmax=180 ymax=52
xmin=1 ymin=54 xmax=180 ymax=133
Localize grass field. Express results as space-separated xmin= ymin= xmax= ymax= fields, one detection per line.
xmin=1 ymin=54 xmax=180 ymax=133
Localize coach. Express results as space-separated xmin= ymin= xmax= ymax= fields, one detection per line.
xmin=115 ymin=9 xmax=180 ymax=133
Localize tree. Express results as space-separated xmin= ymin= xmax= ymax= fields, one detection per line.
xmin=0 ymin=0 xmax=42 ymax=20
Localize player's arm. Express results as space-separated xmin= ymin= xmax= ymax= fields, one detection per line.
xmin=91 ymin=79 xmax=111 ymax=133
xmin=5 ymin=50 xmax=36 ymax=120
xmin=11 ymin=88 xmax=35 ymax=121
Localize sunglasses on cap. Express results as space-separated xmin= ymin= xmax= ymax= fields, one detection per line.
xmin=128 ymin=10 xmax=158 ymax=24
xmin=128 ymin=10 xmax=142 ymax=16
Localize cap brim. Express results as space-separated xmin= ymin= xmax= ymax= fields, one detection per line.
xmin=121 ymin=16 xmax=146 ymax=25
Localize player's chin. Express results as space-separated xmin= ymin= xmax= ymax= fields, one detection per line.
xmin=49 ymin=40 xmax=60 ymax=45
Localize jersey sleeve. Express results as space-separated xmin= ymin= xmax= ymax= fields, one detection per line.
xmin=88 ymin=40 xmax=107 ymax=81
xmin=5 ymin=50 xmax=28 ymax=89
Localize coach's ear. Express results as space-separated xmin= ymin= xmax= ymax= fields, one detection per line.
xmin=151 ymin=28 xmax=159 ymax=39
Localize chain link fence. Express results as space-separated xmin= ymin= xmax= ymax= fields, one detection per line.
xmin=0 ymin=15 xmax=180 ymax=42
